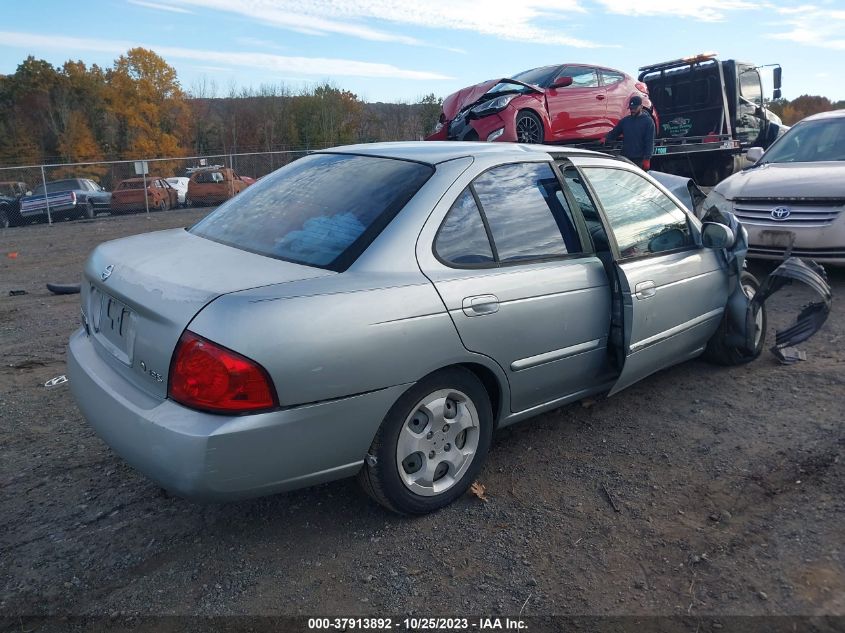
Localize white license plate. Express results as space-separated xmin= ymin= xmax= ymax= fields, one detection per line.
xmin=759 ymin=230 xmax=795 ymax=249
xmin=92 ymin=290 xmax=135 ymax=364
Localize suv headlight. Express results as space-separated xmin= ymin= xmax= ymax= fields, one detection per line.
xmin=469 ymin=94 xmax=517 ymax=118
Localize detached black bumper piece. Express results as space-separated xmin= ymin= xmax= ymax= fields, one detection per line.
xmin=754 ymin=258 xmax=833 ymax=364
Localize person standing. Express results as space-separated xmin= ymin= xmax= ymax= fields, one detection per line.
xmin=604 ymin=96 xmax=655 ymax=171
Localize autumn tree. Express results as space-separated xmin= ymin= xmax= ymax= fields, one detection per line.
xmin=104 ymin=48 xmax=189 ymax=158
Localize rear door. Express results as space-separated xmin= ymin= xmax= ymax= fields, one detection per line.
xmin=545 ymin=66 xmax=607 ymax=141
xmin=573 ymin=162 xmax=729 ymax=395
xmin=417 ymin=160 xmax=612 ymax=413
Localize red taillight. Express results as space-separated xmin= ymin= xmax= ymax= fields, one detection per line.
xmin=168 ymin=331 xmax=278 ymax=414
xmin=635 ymin=82 xmax=649 ymax=94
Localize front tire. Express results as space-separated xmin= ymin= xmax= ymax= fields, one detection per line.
xmin=83 ymin=200 xmax=95 ymax=219
xmin=358 ymin=368 xmax=493 ymax=515
xmin=704 ymin=271 xmax=767 ymax=365
xmin=515 ymin=110 xmax=544 ymax=144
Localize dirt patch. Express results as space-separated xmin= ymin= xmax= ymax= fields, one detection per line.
xmin=0 ymin=211 xmax=843 ymax=620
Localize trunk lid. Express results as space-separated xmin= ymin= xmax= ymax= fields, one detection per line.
xmin=81 ymin=228 xmax=332 ymax=399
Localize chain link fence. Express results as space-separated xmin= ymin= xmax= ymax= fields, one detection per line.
xmin=0 ymin=150 xmax=314 ymax=226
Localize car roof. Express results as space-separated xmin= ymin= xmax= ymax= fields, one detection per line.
xmin=318 ymin=141 xmax=606 ymax=165
xmin=803 ymin=109 xmax=845 ymax=123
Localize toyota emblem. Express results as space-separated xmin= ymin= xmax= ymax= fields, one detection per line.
xmin=771 ymin=206 xmax=791 ymax=221
xmin=101 ymin=264 xmax=114 ymax=281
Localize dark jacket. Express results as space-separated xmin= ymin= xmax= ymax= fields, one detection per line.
xmin=606 ymin=112 xmax=655 ymax=160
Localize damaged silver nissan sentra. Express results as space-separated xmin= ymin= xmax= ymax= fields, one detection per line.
xmin=67 ymin=142 xmax=830 ymax=514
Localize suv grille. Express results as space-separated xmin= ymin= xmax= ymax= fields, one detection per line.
xmin=733 ymin=198 xmax=845 ymax=228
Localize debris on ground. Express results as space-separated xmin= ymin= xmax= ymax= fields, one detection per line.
xmin=8 ymin=289 xmax=27 ymax=296
xmin=44 ymin=375 xmax=68 ymax=389
xmin=602 ymin=483 xmax=621 ymax=512
xmin=469 ymin=481 xmax=488 ymax=502
xmin=46 ymin=282 xmax=81 ymax=295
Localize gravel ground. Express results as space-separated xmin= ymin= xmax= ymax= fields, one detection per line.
xmin=0 ymin=210 xmax=843 ymax=630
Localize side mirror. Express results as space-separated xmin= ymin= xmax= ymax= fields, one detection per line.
xmin=773 ymin=88 xmax=782 ymax=100
xmin=702 ymin=222 xmax=735 ymax=249
xmin=551 ymin=76 xmax=573 ymax=89
xmin=773 ymin=66 xmax=782 ymax=90
xmin=745 ymin=147 xmax=764 ymax=163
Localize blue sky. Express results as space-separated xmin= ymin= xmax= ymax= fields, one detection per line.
xmin=1 ymin=0 xmax=843 ymax=103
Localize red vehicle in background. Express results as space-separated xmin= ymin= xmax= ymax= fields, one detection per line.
xmin=426 ymin=63 xmax=655 ymax=145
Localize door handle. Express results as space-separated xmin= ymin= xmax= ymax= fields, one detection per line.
xmin=635 ymin=281 xmax=656 ymax=300
xmin=596 ymin=94 xmax=606 ymax=100
xmin=462 ymin=294 xmax=499 ymax=316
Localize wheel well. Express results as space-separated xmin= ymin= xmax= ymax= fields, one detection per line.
xmin=516 ymin=108 xmax=542 ymax=124
xmin=458 ymin=362 xmax=503 ymax=427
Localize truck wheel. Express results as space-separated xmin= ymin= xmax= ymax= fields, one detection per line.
xmin=84 ymin=200 xmax=95 ymax=219
xmin=515 ymin=111 xmax=544 ymax=144
xmin=703 ymin=272 xmax=767 ymax=366
xmin=358 ymin=368 xmax=493 ymax=515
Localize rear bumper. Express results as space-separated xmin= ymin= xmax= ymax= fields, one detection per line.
xmin=20 ymin=203 xmax=75 ymax=218
xmin=68 ymin=328 xmax=410 ymax=500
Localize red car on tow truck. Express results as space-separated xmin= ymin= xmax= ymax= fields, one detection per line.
xmin=426 ymin=63 xmax=655 ymax=145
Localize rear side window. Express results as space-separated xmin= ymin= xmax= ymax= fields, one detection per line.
xmin=190 ymin=153 xmax=433 ymax=271
xmin=600 ymin=70 xmax=624 ymax=86
xmin=435 ymin=189 xmax=494 ymax=265
xmin=583 ymin=167 xmax=691 ymax=258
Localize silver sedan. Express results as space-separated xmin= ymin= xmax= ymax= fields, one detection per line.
xmin=68 ymin=142 xmax=764 ymax=514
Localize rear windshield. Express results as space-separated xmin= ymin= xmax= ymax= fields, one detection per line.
xmin=194 ymin=171 xmax=225 ymax=183
xmin=190 ymin=153 xmax=434 ymax=271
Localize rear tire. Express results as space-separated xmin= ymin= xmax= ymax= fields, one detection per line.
xmin=704 ymin=271 xmax=767 ymax=365
xmin=358 ymin=368 xmax=493 ymax=515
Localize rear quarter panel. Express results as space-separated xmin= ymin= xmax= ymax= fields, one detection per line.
xmin=188 ymin=274 xmax=481 ymax=407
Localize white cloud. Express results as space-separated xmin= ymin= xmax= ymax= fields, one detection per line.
xmin=0 ymin=31 xmax=452 ymax=80
xmin=127 ymin=0 xmax=192 ymax=14
xmin=594 ymin=0 xmax=757 ymax=22
xmin=767 ymin=6 xmax=845 ymax=50
xmin=163 ymin=0 xmax=610 ymax=48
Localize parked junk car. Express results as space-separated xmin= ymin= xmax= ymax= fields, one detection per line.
xmin=704 ymin=109 xmax=845 ymax=265
xmin=186 ymin=167 xmax=250 ymax=206
xmin=0 ymin=181 xmax=28 ymax=228
xmin=165 ymin=177 xmax=189 ymax=207
xmin=110 ymin=177 xmax=179 ymax=214
xmin=69 ymin=141 xmax=769 ymax=515
xmin=426 ymin=64 xmax=654 ymax=144
xmin=19 ymin=178 xmax=111 ymax=222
